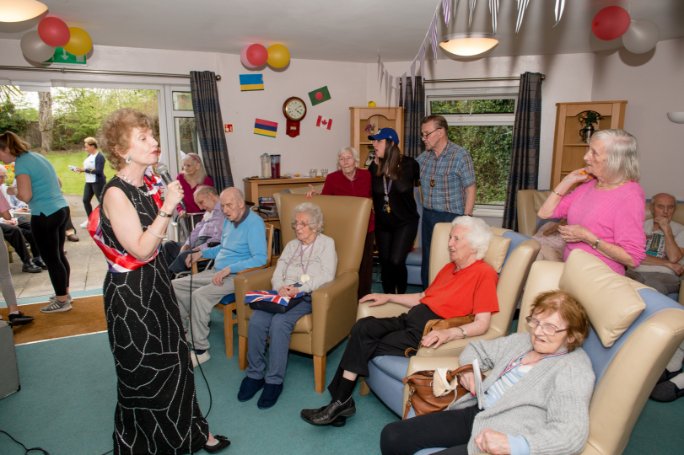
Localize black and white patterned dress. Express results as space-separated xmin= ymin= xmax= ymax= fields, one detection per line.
xmin=100 ymin=177 xmax=209 ymax=454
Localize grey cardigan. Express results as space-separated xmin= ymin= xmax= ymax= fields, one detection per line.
xmin=454 ymin=332 xmax=595 ymax=455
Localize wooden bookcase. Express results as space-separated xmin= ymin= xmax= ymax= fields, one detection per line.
xmin=349 ymin=106 xmax=404 ymax=167
xmin=550 ymin=100 xmax=627 ymax=188
xmin=242 ymin=176 xmax=326 ymax=225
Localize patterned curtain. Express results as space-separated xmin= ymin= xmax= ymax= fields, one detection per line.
xmin=190 ymin=71 xmax=233 ymax=191
xmin=502 ymin=72 xmax=544 ymax=230
xmin=399 ymin=76 xmax=425 ymax=158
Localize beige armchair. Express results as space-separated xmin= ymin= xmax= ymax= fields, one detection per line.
xmin=235 ymin=194 xmax=371 ymax=392
xmin=405 ymin=250 xmax=684 ymax=454
xmin=358 ymin=222 xmax=540 ymax=414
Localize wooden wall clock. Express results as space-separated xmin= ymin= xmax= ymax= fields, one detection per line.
xmin=283 ymin=96 xmax=307 ymax=137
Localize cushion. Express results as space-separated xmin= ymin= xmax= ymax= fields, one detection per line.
xmin=483 ymin=235 xmax=511 ymax=274
xmin=559 ymin=250 xmax=645 ymax=347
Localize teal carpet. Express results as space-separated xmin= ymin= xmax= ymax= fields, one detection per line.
xmin=1 ymin=307 xmax=683 ymax=454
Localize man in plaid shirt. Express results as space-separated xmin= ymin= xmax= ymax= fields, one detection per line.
xmin=416 ymin=115 xmax=476 ymax=288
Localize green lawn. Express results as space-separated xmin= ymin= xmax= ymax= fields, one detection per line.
xmin=45 ymin=150 xmax=115 ymax=195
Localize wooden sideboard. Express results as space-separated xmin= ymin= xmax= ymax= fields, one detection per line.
xmin=243 ymin=177 xmax=327 ymax=204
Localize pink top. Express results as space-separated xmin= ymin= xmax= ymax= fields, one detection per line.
xmin=177 ymin=173 xmax=214 ymax=213
xmin=553 ymin=180 xmax=646 ymax=275
xmin=0 ymin=192 xmax=10 ymax=213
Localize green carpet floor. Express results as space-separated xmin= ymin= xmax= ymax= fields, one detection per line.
xmin=1 ymin=307 xmax=683 ymax=454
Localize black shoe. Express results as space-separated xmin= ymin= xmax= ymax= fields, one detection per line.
xmin=32 ymin=257 xmax=48 ymax=270
xmin=257 ymin=383 xmax=283 ymax=409
xmin=300 ymin=397 xmax=356 ymax=426
xmin=22 ymin=262 xmax=42 ymax=273
xmin=8 ymin=311 xmax=34 ymax=326
xmin=237 ymin=376 xmax=265 ymax=402
xmin=204 ymin=435 xmax=230 ymax=453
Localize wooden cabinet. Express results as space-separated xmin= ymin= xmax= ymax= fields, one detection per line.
xmin=550 ymin=100 xmax=627 ymax=188
xmin=243 ymin=176 xmax=326 ymax=224
xmin=350 ymin=107 xmax=404 ymax=167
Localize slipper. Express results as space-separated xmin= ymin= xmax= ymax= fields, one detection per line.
xmin=204 ymin=435 xmax=230 ymax=453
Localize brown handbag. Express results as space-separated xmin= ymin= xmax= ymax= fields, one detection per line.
xmin=403 ymin=314 xmax=474 ymax=357
xmin=402 ymin=363 xmax=474 ymax=419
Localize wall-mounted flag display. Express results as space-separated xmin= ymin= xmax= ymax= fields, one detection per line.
xmin=308 ymin=86 xmax=331 ymax=106
xmin=254 ymin=118 xmax=278 ymax=138
xmin=316 ymin=115 xmax=332 ymax=130
xmin=239 ymin=74 xmax=264 ymax=91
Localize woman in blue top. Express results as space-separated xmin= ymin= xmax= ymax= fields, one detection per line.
xmin=0 ymin=131 xmax=72 ymax=313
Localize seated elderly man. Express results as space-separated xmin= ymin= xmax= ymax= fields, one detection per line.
xmin=162 ymin=185 xmax=223 ymax=276
xmin=172 ymin=187 xmax=267 ymax=367
xmin=625 ymin=193 xmax=684 ymax=402
xmin=301 ymin=216 xmax=499 ymax=427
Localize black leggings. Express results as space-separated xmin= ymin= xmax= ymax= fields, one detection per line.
xmin=82 ymin=181 xmax=104 ymax=217
xmin=31 ymin=207 xmax=70 ymax=296
xmin=380 ymin=405 xmax=480 ymax=455
xmin=376 ymin=221 xmax=419 ymax=294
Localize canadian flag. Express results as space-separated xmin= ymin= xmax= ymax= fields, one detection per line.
xmin=316 ymin=115 xmax=333 ymax=130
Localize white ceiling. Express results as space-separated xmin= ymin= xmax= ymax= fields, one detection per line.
xmin=2 ymin=0 xmax=683 ymax=63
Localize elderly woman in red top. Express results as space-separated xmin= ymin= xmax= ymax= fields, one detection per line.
xmin=309 ymin=146 xmax=374 ymax=297
xmin=301 ymin=215 xmax=499 ymax=427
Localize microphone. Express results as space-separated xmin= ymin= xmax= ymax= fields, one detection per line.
xmin=156 ymin=163 xmax=185 ymax=210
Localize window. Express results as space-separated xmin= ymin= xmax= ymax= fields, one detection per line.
xmin=426 ymin=86 xmax=517 ymax=208
xmin=162 ymin=88 xmax=200 ymax=173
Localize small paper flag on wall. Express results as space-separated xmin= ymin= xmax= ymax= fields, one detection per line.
xmin=240 ymin=74 xmax=264 ymax=91
xmin=316 ymin=115 xmax=333 ymax=130
xmin=254 ymin=118 xmax=278 ymax=138
xmin=308 ymin=86 xmax=331 ymax=106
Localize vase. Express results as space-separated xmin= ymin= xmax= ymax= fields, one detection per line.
xmin=579 ymin=124 xmax=595 ymax=143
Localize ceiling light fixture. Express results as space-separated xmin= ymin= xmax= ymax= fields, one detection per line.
xmin=0 ymin=0 xmax=47 ymax=23
xmin=439 ymin=33 xmax=499 ymax=58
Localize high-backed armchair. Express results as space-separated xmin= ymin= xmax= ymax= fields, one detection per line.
xmin=358 ymin=222 xmax=540 ymax=415
xmin=407 ymin=250 xmax=684 ymax=455
xmin=235 ymin=194 xmax=371 ymax=392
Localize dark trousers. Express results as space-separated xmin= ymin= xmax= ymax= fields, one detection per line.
xmin=1 ymin=223 xmax=38 ymax=264
xmin=380 ymin=405 xmax=480 ymax=455
xmin=83 ymin=181 xmax=105 ymax=217
xmin=421 ymin=208 xmax=460 ymax=288
xmin=358 ymin=231 xmax=375 ymax=299
xmin=31 ymin=207 xmax=70 ymax=296
xmin=376 ymin=221 xmax=418 ymax=294
xmin=328 ymin=304 xmax=439 ymax=397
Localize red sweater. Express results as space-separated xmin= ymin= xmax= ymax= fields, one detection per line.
xmin=321 ymin=168 xmax=374 ymax=232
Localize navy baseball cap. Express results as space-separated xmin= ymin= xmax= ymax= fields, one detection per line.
xmin=368 ymin=127 xmax=399 ymax=145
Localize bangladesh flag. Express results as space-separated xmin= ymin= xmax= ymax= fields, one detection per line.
xmin=308 ymin=86 xmax=331 ymax=106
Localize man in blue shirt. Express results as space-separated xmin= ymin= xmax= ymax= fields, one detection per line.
xmin=172 ymin=187 xmax=267 ymax=367
xmin=416 ymin=115 xmax=476 ymax=288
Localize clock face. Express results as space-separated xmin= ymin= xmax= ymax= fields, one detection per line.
xmin=283 ymin=97 xmax=307 ymax=121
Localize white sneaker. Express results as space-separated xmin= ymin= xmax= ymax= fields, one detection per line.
xmin=80 ymin=220 xmax=88 ymax=228
xmin=191 ymin=350 xmax=211 ymax=368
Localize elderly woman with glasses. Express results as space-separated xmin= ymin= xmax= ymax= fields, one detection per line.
xmin=381 ymin=290 xmax=595 ymax=455
xmin=238 ymin=202 xmax=337 ymax=409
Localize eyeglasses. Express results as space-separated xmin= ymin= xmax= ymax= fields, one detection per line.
xmin=525 ymin=316 xmax=568 ymax=336
xmin=291 ymin=221 xmax=310 ymax=229
xmin=420 ymin=128 xmax=442 ymax=139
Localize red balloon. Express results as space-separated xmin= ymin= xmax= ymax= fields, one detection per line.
xmin=246 ymin=44 xmax=268 ymax=67
xmin=38 ymin=16 xmax=70 ymax=47
xmin=592 ymin=6 xmax=631 ymax=41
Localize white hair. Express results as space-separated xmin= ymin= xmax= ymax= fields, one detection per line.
xmin=452 ymin=216 xmax=492 ymax=260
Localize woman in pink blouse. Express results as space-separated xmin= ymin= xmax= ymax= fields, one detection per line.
xmin=538 ymin=129 xmax=646 ymax=275
xmin=177 ymin=153 xmax=214 ymax=215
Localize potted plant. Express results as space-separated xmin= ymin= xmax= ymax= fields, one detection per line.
xmin=577 ymin=110 xmax=603 ymax=143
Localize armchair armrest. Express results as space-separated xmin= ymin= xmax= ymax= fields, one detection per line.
xmin=310 ymin=271 xmax=359 ymax=356
xmin=356 ymin=301 xmax=410 ymax=320
xmin=407 ymin=355 xmax=461 ymax=376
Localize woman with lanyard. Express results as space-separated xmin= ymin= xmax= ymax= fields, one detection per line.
xmin=381 ymin=290 xmax=595 ymax=455
xmin=368 ymin=128 xmax=420 ymax=294
xmin=238 ymin=202 xmax=337 ymax=409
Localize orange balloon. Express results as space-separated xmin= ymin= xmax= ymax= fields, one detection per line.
xmin=64 ymin=27 xmax=92 ymax=56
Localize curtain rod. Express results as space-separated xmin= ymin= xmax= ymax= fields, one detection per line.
xmin=424 ymin=75 xmax=544 ymax=83
xmin=0 ymin=65 xmax=221 ymax=80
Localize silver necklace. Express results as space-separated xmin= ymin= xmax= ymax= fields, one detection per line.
xmin=117 ymin=173 xmax=152 ymax=196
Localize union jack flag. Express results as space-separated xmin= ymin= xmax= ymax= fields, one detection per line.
xmin=244 ymin=290 xmax=306 ymax=307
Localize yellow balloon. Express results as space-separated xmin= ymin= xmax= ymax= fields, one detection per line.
xmin=368 ymin=101 xmax=377 ymax=107
xmin=267 ymin=44 xmax=290 ymax=69
xmin=64 ymin=27 xmax=93 ymax=56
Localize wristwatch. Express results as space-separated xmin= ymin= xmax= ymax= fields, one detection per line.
xmin=158 ymin=210 xmax=172 ymax=218
xmin=457 ymin=327 xmax=467 ymax=339
xmin=592 ymin=238 xmax=601 ymax=250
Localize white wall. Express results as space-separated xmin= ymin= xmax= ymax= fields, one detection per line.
xmin=591 ymin=38 xmax=684 ymax=199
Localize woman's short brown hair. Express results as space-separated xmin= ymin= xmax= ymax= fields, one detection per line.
xmin=100 ymin=108 xmax=154 ymax=170
xmin=0 ymin=131 xmax=30 ymax=157
xmin=529 ymin=290 xmax=590 ymax=352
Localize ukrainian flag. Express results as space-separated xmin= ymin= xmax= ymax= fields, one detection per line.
xmin=254 ymin=118 xmax=278 ymax=138
xmin=240 ymin=74 xmax=264 ymax=91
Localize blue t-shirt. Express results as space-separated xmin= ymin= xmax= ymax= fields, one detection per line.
xmin=14 ymin=151 xmax=68 ymax=216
